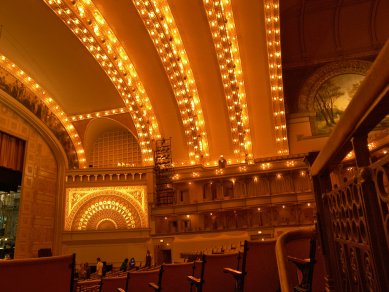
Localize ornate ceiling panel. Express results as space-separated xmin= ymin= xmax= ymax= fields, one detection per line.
xmin=65 ymin=186 xmax=148 ymax=231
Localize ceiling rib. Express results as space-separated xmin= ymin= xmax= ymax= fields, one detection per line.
xmin=203 ymin=0 xmax=253 ymax=164
xmin=133 ymin=0 xmax=210 ymax=165
xmin=264 ymin=0 xmax=289 ymax=155
xmin=44 ymin=0 xmax=161 ymax=165
xmin=70 ymin=107 xmax=128 ymax=121
xmin=0 ymin=54 xmax=87 ymax=168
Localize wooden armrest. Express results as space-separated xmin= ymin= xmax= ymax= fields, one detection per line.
xmin=148 ymin=282 xmax=160 ymax=290
xmin=287 ymin=256 xmax=311 ymax=265
xmin=223 ymin=267 xmax=242 ymax=277
xmin=187 ymin=275 xmax=201 ymax=284
xmin=117 ymin=289 xmax=125 ymax=292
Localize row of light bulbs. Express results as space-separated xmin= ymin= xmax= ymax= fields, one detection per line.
xmin=171 ymin=160 xmax=303 ymax=181
xmin=264 ymin=1 xmax=289 ymax=155
xmin=0 ymin=54 xmax=87 ymax=168
xmin=45 ymin=0 xmax=161 ymax=165
xmin=78 ymin=200 xmax=134 ymax=230
xmin=43 ymin=0 xmax=289 ymax=167
xmin=203 ymin=0 xmax=253 ymax=164
xmin=70 ymin=107 xmax=127 ymax=121
xmin=133 ymin=0 xmax=209 ymax=165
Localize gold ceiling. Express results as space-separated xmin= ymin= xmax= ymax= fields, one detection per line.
xmin=0 ymin=0 xmax=287 ymax=168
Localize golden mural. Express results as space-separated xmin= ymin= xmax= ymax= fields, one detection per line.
xmin=65 ymin=186 xmax=148 ymax=231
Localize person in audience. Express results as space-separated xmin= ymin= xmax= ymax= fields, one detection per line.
xmin=78 ymin=263 xmax=86 ymax=279
xmin=96 ymin=257 xmax=104 ymax=278
xmin=84 ymin=262 xmax=90 ymax=279
xmin=145 ymin=250 xmax=152 ymax=268
xmin=129 ymin=257 xmax=136 ymax=270
xmin=120 ymin=258 xmax=129 ymax=271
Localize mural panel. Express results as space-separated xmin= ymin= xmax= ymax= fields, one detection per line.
xmin=65 ymin=186 xmax=148 ymax=231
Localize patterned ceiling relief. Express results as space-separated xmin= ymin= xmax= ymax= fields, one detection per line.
xmin=65 ymin=186 xmax=148 ymax=231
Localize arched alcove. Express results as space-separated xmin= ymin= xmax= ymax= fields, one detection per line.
xmin=84 ymin=118 xmax=142 ymax=168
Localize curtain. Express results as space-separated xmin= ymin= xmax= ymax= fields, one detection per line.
xmin=0 ymin=131 xmax=25 ymax=171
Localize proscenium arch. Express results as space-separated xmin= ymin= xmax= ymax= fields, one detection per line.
xmin=0 ymin=89 xmax=68 ymax=255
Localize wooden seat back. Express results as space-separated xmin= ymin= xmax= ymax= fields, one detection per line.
xmin=101 ymin=274 xmax=128 ymax=292
xmin=188 ymin=255 xmax=206 ymax=292
xmin=0 ymin=254 xmax=75 ymax=292
xmin=155 ymin=262 xmax=195 ymax=291
xmin=243 ymin=240 xmax=279 ymax=292
xmin=127 ymin=269 xmax=159 ymax=291
xmin=276 ymin=227 xmax=325 ymax=292
xmin=202 ymin=253 xmax=239 ymax=292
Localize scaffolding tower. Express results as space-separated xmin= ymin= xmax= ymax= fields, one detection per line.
xmin=154 ymin=138 xmax=175 ymax=206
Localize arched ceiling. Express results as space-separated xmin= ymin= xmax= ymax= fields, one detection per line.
xmin=0 ymin=0 xmax=287 ymax=168
xmin=0 ymin=0 xmax=387 ymax=168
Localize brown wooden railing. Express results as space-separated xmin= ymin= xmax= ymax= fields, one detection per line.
xmin=309 ymin=40 xmax=389 ymax=291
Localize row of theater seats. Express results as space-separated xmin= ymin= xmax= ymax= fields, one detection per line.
xmin=0 ymin=227 xmax=324 ymax=292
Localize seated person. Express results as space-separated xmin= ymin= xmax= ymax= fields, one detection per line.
xmin=120 ymin=258 xmax=129 ymax=271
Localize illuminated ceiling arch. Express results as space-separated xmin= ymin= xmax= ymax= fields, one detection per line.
xmin=44 ymin=0 xmax=161 ymax=165
xmin=202 ymin=0 xmax=253 ymax=164
xmin=65 ymin=186 xmax=148 ymax=231
xmin=133 ymin=0 xmax=210 ymax=165
xmin=264 ymin=0 xmax=288 ymax=155
xmin=0 ymin=55 xmax=86 ymax=168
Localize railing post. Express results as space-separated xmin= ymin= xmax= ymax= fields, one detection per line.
xmin=311 ymin=172 xmax=338 ymax=292
xmin=352 ymin=135 xmax=389 ymax=291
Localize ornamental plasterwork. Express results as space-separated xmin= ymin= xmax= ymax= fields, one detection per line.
xmin=298 ymin=60 xmax=371 ymax=112
xmin=65 ymin=186 xmax=148 ymax=231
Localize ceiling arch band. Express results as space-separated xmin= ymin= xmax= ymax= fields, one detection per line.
xmin=264 ymin=0 xmax=289 ymax=155
xmin=133 ymin=0 xmax=210 ymax=165
xmin=69 ymin=106 xmax=128 ymax=121
xmin=0 ymin=54 xmax=86 ymax=168
xmin=203 ymin=0 xmax=253 ymax=164
xmin=44 ymin=0 xmax=161 ymax=165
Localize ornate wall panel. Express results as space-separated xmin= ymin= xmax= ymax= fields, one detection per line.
xmin=0 ymin=98 xmax=59 ymax=258
xmin=65 ymin=186 xmax=148 ymax=231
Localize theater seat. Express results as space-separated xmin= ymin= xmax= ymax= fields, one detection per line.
xmin=224 ymin=240 xmax=279 ymax=292
xmin=149 ymin=262 xmax=195 ymax=292
xmin=0 ymin=254 xmax=75 ymax=292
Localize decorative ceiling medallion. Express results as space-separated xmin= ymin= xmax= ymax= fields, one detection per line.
xmin=65 ymin=186 xmax=148 ymax=231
